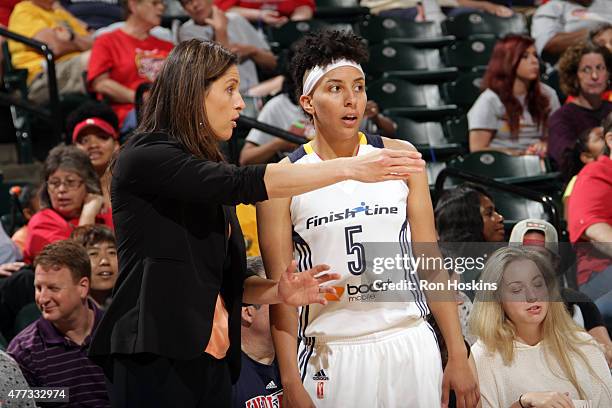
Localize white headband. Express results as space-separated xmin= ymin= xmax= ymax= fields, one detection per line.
xmin=302 ymin=59 xmax=365 ymax=96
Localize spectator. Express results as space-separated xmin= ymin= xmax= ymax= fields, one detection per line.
xmin=7 ymin=240 xmax=110 ymax=407
xmin=23 ymin=145 xmax=111 ymax=264
xmin=87 ymin=0 xmax=174 ymax=129
xmin=60 ymin=0 xmax=122 ymax=30
xmin=0 ymin=227 xmax=21 ymax=265
xmin=240 ymin=74 xmax=396 ymax=165
xmin=560 ymin=126 xmax=604 ymax=218
xmin=363 ymin=0 xmax=513 ymax=21
xmin=214 ymin=0 xmax=313 ymax=25
xmin=435 ymin=183 xmax=505 ymax=244
xmin=0 ymin=350 xmax=36 ymax=408
xmin=591 ymin=22 xmax=612 ymax=53
xmin=8 ymin=0 xmax=93 ymax=104
xmin=548 ymin=42 xmax=611 ymax=167
xmin=531 ymin=0 xmax=612 ymax=61
xmin=232 ymin=257 xmax=283 ymax=407
xmin=470 ymin=246 xmax=612 ymax=408
xmin=509 ymin=218 xmax=612 ymax=368
xmin=178 ymin=0 xmax=277 ymax=93
xmin=11 ymin=184 xmax=41 ymax=254
xmin=66 ymin=101 xmax=120 ymax=209
xmin=567 ymin=111 xmax=612 ymax=328
xmin=71 ymin=225 xmax=117 ymax=309
xmin=468 ymin=35 xmax=561 ymax=156
xmin=435 ymin=182 xmax=505 ymax=299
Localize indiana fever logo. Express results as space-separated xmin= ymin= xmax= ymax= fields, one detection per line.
xmin=305 ymin=202 xmax=399 ymax=230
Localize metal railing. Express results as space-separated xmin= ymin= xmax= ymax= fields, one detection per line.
xmin=0 ymin=26 xmax=62 ymax=147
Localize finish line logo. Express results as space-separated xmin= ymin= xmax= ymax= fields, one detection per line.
xmin=305 ymin=202 xmax=399 ymax=230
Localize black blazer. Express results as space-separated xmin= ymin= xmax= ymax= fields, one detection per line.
xmin=89 ymin=132 xmax=268 ymax=382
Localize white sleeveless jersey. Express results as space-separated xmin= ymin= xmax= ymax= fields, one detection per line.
xmin=288 ymin=133 xmax=429 ymax=340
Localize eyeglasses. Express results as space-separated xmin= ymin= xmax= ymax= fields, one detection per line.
xmin=47 ymin=178 xmax=84 ymax=191
xmin=578 ymin=65 xmax=608 ymax=75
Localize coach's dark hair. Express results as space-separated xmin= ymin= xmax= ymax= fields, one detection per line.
xmin=34 ymin=240 xmax=92 ymax=282
xmin=40 ymin=145 xmax=101 ymax=209
xmin=137 ymin=39 xmax=238 ymax=162
xmin=435 ymin=183 xmax=494 ymax=242
xmin=290 ymin=30 xmax=369 ymax=103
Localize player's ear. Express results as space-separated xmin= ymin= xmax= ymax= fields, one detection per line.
xmin=300 ymin=95 xmax=315 ymax=116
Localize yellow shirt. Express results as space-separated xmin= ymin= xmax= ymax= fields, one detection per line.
xmin=236 ymin=204 xmax=260 ymax=257
xmin=8 ymin=1 xmax=88 ymax=83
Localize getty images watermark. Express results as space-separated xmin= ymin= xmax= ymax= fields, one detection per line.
xmin=339 ymin=242 xmax=510 ymax=303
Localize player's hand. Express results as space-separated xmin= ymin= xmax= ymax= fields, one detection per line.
xmin=278 ymin=260 xmax=340 ymax=306
xmin=442 ymin=355 xmax=479 ymax=408
xmin=283 ymin=381 xmax=316 ymax=408
xmin=350 ymin=148 xmax=425 ymax=182
xmin=520 ymin=391 xmax=575 ymax=408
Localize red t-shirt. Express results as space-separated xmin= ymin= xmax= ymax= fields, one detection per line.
xmin=214 ymin=0 xmax=314 ymax=17
xmin=0 ymin=0 xmax=20 ymax=26
xmin=567 ymin=155 xmax=612 ymax=285
xmin=23 ymin=207 xmax=114 ymax=264
xmin=565 ymin=90 xmax=612 ymax=104
xmin=87 ymin=29 xmax=173 ymax=126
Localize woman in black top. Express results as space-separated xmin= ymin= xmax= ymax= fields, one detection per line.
xmin=89 ymin=39 xmax=425 ymax=407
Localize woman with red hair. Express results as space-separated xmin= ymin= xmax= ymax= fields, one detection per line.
xmin=468 ymin=35 xmax=561 ymax=156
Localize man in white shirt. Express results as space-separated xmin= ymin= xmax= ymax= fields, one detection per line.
xmin=177 ymin=0 xmax=277 ymax=92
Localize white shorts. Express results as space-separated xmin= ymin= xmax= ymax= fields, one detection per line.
xmin=298 ymin=319 xmax=443 ymax=408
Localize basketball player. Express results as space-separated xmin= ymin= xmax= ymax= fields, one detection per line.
xmin=257 ymin=30 xmax=480 ymax=408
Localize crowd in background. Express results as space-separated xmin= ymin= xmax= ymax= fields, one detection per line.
xmin=0 ymin=0 xmax=611 ymax=407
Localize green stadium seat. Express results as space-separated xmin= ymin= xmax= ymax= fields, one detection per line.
xmin=356 ymin=15 xmax=455 ymax=47
xmin=315 ymin=0 xmax=369 ymax=22
xmin=366 ymin=42 xmax=458 ymax=83
xmin=390 ymin=116 xmax=467 ymax=160
xmin=367 ymin=78 xmax=460 ymax=120
xmin=489 ymin=190 xmax=551 ymax=225
xmin=447 ymin=151 xmax=560 ymax=185
xmin=265 ymin=20 xmax=333 ymax=50
xmin=441 ymin=35 xmax=496 ymax=71
xmin=440 ymin=71 xmax=483 ymax=111
xmin=442 ymin=11 xmax=527 ymax=39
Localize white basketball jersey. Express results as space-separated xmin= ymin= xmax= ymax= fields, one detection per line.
xmin=288 ymin=133 xmax=429 ymax=340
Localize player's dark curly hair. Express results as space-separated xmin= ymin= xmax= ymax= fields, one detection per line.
xmin=290 ymin=30 xmax=369 ymax=103
xmin=66 ymin=101 xmax=120 ymax=141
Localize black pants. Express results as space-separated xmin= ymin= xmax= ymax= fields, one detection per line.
xmin=108 ymin=353 xmax=231 ymax=408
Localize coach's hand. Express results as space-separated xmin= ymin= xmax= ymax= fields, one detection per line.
xmin=442 ymin=354 xmax=480 ymax=408
xmin=283 ymin=381 xmax=316 ymax=408
xmin=351 ymin=148 xmax=425 ymax=182
xmin=278 ymin=261 xmax=340 ymax=307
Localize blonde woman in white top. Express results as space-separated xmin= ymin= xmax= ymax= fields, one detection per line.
xmin=470 ymin=246 xmax=612 ymax=408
